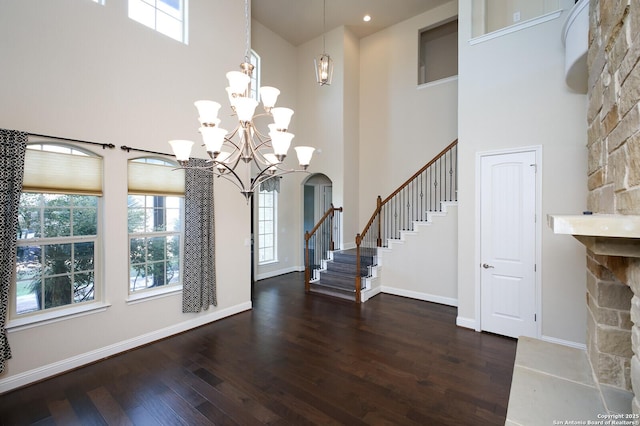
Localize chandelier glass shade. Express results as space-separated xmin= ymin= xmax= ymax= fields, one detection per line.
xmin=169 ymin=0 xmax=315 ymax=202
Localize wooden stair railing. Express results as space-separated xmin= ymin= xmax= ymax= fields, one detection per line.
xmin=304 ymin=204 xmax=343 ymax=293
xmin=354 ymin=139 xmax=458 ymax=303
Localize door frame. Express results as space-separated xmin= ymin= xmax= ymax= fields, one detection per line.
xmin=474 ymin=145 xmax=542 ymax=338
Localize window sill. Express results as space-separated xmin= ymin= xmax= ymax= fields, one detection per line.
xmin=469 ymin=9 xmax=564 ymax=45
xmin=258 ymin=260 xmax=279 ymax=266
xmin=418 ymin=75 xmax=458 ymax=90
xmin=6 ymin=301 xmax=111 ymax=332
xmin=126 ymin=285 xmax=182 ymax=305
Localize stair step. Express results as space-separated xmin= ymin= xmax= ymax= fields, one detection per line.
xmin=331 ymin=249 xmax=376 ymax=267
xmin=308 ymin=283 xmax=356 ymax=301
xmin=326 ymin=261 xmax=369 ymax=276
xmin=312 ymin=279 xmax=355 ymax=292
xmin=317 ymin=270 xmax=356 ymax=288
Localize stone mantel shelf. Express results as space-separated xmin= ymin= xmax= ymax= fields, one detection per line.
xmin=548 ymin=214 xmax=640 ymax=258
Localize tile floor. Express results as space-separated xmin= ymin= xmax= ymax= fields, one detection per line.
xmin=506 ymin=336 xmax=634 ymax=426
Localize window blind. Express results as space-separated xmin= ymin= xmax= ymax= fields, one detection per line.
xmin=128 ymin=160 xmax=185 ymax=196
xmin=22 ymin=149 xmax=103 ymax=196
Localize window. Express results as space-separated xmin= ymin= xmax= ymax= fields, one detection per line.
xmin=127 ymin=158 xmax=184 ymax=295
xmin=250 ymin=50 xmax=260 ymax=102
xmin=418 ymin=18 xmax=458 ymax=85
xmin=128 ymin=0 xmax=188 ymax=43
xmin=91 ymin=0 xmax=105 ymax=4
xmin=257 ymin=189 xmax=277 ymax=264
xmin=14 ymin=144 xmax=102 ymax=317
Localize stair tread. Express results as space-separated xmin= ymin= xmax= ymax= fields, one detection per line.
xmin=311 ymin=279 xmax=365 ymax=291
xmin=313 ymin=280 xmax=356 ymax=292
xmin=308 ymin=285 xmax=356 ymax=301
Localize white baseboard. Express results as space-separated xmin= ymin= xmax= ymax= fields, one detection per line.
xmin=255 ymin=266 xmax=303 ymax=281
xmin=361 ymin=286 xmax=382 ymax=302
xmin=380 ymin=286 xmax=457 ymax=307
xmin=540 ymin=335 xmax=586 ymax=350
xmin=0 ymin=301 xmax=252 ymax=394
xmin=342 ymin=242 xmax=356 ymax=250
xmin=456 ymin=316 xmax=478 ymax=331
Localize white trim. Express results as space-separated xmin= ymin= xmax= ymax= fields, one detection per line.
xmin=342 ymin=241 xmax=356 ymax=250
xmin=361 ymin=286 xmax=382 ymax=302
xmin=126 ymin=285 xmax=182 ymax=305
xmin=0 ymin=301 xmax=252 ymax=393
xmin=474 ymin=152 xmax=482 ymax=333
xmin=540 ymin=334 xmax=586 ymax=351
xmin=417 ymin=75 xmax=458 ymax=91
xmin=6 ymin=302 xmax=111 ymax=332
xmin=475 ymin=145 xmax=543 ymax=338
xmin=381 ymin=286 xmax=457 ymax=307
xmin=469 ymin=9 xmax=564 ymax=45
xmin=456 ymin=316 xmax=478 ymax=330
xmin=255 ymin=266 xmax=303 ymax=281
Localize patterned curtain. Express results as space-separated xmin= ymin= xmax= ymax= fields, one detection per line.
xmin=0 ymin=129 xmax=27 ymax=373
xmin=182 ymin=159 xmax=217 ymax=312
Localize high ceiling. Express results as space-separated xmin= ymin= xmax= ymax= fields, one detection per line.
xmin=251 ymin=0 xmax=452 ymax=46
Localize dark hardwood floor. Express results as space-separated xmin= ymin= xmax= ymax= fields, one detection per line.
xmin=0 ymin=272 xmax=517 ymax=425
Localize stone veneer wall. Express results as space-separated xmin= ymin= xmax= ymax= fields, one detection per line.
xmin=587 ymin=0 xmax=640 ymax=413
xmin=586 ymin=252 xmax=632 ymax=389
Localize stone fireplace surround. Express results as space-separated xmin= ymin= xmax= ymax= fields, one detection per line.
xmin=505 ymin=215 xmax=638 ymax=424
xmin=507 ymin=1 xmax=640 ymax=423
xmin=585 ymin=0 xmax=640 ymax=416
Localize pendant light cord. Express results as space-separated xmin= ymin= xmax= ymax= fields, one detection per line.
xmin=322 ymin=0 xmax=326 ymax=54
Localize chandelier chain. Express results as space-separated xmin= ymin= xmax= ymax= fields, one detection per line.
xmin=244 ymin=0 xmax=251 ymax=62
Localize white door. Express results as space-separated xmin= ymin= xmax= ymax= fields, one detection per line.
xmin=480 ymin=150 xmax=537 ymax=338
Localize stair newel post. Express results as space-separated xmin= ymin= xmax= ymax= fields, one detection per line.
xmin=329 ymin=204 xmax=335 ymax=251
xmin=304 ymin=231 xmax=311 ymax=293
xmin=376 ymin=195 xmax=382 ymax=247
xmin=355 ymin=234 xmax=362 ymax=304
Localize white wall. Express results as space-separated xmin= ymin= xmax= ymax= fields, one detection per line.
xmin=295 ymin=27 xmax=355 ymax=245
xmin=251 ymin=20 xmax=306 ymax=279
xmin=0 ymin=0 xmax=251 ymax=391
xmin=379 ymin=204 xmax=458 ymax=305
xmin=458 ymin=0 xmax=588 ymax=345
xmin=359 ymin=1 xmax=459 ymax=228
xmin=342 ymin=28 xmax=361 ymax=248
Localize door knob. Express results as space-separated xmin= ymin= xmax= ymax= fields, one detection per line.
xmin=482 ymin=263 xmax=494 ymax=269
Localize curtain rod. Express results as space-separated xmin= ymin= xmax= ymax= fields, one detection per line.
xmin=120 ymin=145 xmax=173 ymax=157
xmin=28 ymin=132 xmax=115 ymax=150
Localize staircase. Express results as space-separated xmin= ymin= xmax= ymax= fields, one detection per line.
xmin=309 ymin=248 xmax=376 ymax=300
xmin=304 ymin=139 xmax=458 ymax=304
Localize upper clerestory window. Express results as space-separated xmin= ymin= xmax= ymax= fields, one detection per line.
xmin=129 ymin=0 xmax=188 ymax=44
xmin=418 ymin=18 xmax=458 ymax=86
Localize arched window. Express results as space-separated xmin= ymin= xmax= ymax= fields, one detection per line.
xmin=14 ymin=143 xmax=102 ymax=317
xmin=127 ymin=157 xmax=184 ymax=297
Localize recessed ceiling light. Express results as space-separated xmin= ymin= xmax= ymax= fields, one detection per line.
xmin=363 ymin=14 xmax=371 ymax=22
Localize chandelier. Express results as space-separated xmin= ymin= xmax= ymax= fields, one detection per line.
xmin=169 ymin=0 xmax=314 ymax=202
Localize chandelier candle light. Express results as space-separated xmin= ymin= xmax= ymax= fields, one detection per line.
xmin=169 ymin=0 xmax=315 ymax=202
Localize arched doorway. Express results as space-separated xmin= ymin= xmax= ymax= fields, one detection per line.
xmin=302 ymin=174 xmax=332 ymax=268
xmin=303 ymin=173 xmax=333 ymax=235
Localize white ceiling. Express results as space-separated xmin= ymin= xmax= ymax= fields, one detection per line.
xmin=251 ymin=0 xmax=452 ymax=46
